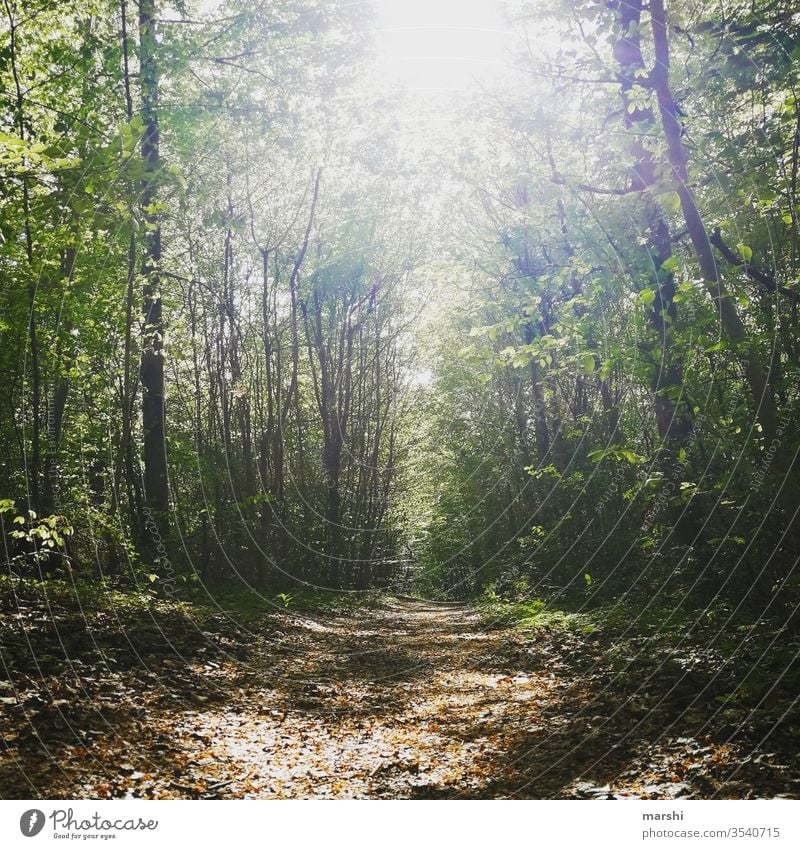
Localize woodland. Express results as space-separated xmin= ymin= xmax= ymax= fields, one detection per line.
xmin=1 ymin=0 xmax=800 ymax=800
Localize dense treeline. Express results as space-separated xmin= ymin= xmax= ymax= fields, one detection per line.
xmin=2 ymin=0 xmax=799 ymax=610
xmin=1 ymin=0 xmax=426 ymax=589
xmin=417 ymin=0 xmax=800 ymax=608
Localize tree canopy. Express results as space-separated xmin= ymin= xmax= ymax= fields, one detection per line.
xmin=2 ymin=0 xmax=800 ymax=801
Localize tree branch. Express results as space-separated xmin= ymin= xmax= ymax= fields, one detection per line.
xmin=710 ymin=228 xmax=800 ymax=302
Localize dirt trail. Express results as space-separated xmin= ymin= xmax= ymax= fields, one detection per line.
xmin=186 ymin=599 xmax=547 ymax=799
xmin=3 ymin=599 xmax=794 ymax=799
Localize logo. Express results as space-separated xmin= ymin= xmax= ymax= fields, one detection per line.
xmin=19 ymin=810 xmax=45 ymax=837
xmin=16 ymin=807 xmax=159 ymax=838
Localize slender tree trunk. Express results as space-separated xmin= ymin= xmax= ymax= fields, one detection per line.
xmin=138 ymin=0 xmax=169 ymax=518
xmin=523 ymin=322 xmax=550 ymax=462
xmin=648 ymin=0 xmax=797 ymax=548
xmin=649 ymin=0 xmax=782 ymax=450
xmin=114 ymin=0 xmax=137 ymax=518
xmin=610 ymin=0 xmax=689 ymax=446
xmin=42 ymin=246 xmax=76 ymax=515
xmin=5 ymin=0 xmax=41 ymax=512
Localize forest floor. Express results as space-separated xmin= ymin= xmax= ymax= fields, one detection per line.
xmin=1 ymin=584 xmax=799 ymax=799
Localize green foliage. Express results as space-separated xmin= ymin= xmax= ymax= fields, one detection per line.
xmin=1 ymin=0 xmax=798 ymax=614
xmin=1 ymin=499 xmax=73 ymax=569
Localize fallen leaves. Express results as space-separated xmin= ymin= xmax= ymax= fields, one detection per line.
xmin=1 ymin=592 xmax=798 ymax=799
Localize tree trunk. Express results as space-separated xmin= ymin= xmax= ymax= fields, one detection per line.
xmin=610 ymin=0 xmax=690 ymax=446
xmin=648 ymin=0 xmax=797 ymax=545
xmin=649 ymin=0 xmax=782 ymax=451
xmin=114 ymin=0 xmax=137 ymax=519
xmin=138 ymin=0 xmax=169 ymax=519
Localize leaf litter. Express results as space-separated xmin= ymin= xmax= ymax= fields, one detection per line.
xmin=1 ymin=592 xmax=798 ymax=799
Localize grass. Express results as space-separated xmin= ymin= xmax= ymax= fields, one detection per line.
xmin=476 ymin=593 xmax=601 ymax=633
xmin=0 ymin=572 xmax=391 ymax=639
xmin=198 ymin=584 xmax=390 ymax=621
xmin=473 ymin=587 xmax=800 ymax=707
xmin=475 ymin=587 xmax=763 ymax=638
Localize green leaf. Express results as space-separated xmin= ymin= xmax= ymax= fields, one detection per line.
xmin=658 ymin=191 xmax=681 ymax=214
xmin=579 ymin=352 xmax=596 ymax=375
xmin=639 ymin=288 xmax=656 ymax=307
xmin=736 ymin=243 xmax=753 ymax=262
xmin=661 ymin=256 xmax=679 ymax=273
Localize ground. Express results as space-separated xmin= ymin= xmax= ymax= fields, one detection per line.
xmin=1 ymin=590 xmax=798 ymax=799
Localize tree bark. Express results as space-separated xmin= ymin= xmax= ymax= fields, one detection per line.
xmin=649 ymin=0 xmax=782 ymax=450
xmin=609 ymin=0 xmax=689 ymax=445
xmin=5 ymin=0 xmax=41 ymax=512
xmin=138 ymin=0 xmax=169 ymax=518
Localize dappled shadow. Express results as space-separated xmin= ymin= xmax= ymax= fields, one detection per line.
xmin=2 ymin=598 xmax=798 ymax=799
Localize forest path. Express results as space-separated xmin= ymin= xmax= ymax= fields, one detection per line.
xmin=3 ymin=596 xmax=790 ymax=799
xmin=170 ymin=598 xmax=554 ymax=799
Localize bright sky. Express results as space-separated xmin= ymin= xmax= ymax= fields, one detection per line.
xmin=373 ymin=0 xmax=514 ymax=93
xmin=193 ymin=0 xmax=516 ymax=94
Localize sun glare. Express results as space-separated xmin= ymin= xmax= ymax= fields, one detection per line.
xmin=373 ymin=0 xmax=513 ymax=93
